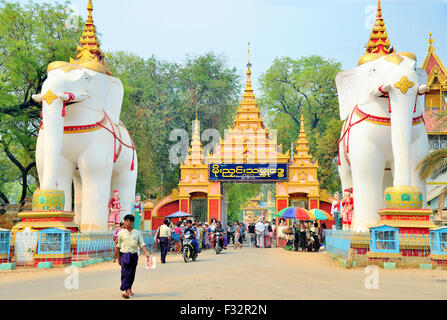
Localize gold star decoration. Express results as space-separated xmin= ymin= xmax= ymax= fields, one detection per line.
xmin=42 ymin=89 xmax=59 ymax=105
xmin=394 ymin=76 xmax=414 ymax=95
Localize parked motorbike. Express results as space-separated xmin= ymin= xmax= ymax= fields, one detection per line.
xmin=306 ymin=231 xmax=319 ymax=252
xmin=182 ymin=234 xmax=198 ymax=263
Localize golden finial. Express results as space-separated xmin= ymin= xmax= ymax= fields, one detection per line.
xmin=195 ymin=107 xmax=198 ymax=121
xmin=247 ymin=42 xmax=252 ymax=70
xmin=75 ymin=0 xmax=103 ymax=62
xmin=300 ymin=114 xmax=305 ymax=133
xmin=244 ymin=44 xmax=253 ymax=91
xmin=427 ymin=32 xmax=435 ymax=54
xmin=358 ymin=0 xmax=391 ymax=65
xmin=47 ymin=0 xmax=110 ymax=74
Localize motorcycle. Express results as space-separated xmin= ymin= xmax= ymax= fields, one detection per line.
xmin=214 ymin=231 xmax=224 ymax=255
xmin=306 ymin=230 xmax=319 ymax=252
xmin=182 ymin=234 xmax=198 ymax=263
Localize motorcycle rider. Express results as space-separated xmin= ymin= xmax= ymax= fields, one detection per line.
xmin=214 ymin=221 xmax=225 ymax=250
xmin=183 ymin=220 xmax=199 ymax=254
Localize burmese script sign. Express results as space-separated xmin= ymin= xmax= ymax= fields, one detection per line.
xmin=209 ymin=164 xmax=288 ymax=182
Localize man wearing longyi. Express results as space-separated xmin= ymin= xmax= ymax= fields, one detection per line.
xmin=114 ymin=214 xmax=151 ymax=299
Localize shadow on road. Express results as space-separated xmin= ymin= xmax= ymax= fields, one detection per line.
xmin=135 ymin=292 xmax=181 ymax=298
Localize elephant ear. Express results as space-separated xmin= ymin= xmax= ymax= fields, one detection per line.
xmin=335 ymin=70 xmax=360 ymax=121
xmin=416 ymin=68 xmax=428 ymax=116
xmin=104 ymin=76 xmax=124 ymax=124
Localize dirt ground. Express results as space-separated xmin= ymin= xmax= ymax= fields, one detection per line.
xmin=1 ymin=245 xmax=447 ymax=300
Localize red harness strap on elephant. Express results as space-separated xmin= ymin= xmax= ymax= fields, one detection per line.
xmin=97 ymin=112 xmax=136 ymax=171
xmin=40 ymin=111 xmax=136 ymax=171
xmin=338 ymin=105 xmax=425 ymax=167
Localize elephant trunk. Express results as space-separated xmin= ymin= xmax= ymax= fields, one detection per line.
xmin=40 ymin=91 xmax=64 ymax=190
xmin=389 ymin=89 xmax=416 ymax=187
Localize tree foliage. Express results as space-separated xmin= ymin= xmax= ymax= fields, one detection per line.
xmin=259 ymin=55 xmax=343 ymax=193
xmin=225 ymin=183 xmax=261 ymax=223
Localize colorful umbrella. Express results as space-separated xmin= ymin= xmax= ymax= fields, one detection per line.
xmin=166 ymin=211 xmax=192 ymax=218
xmin=309 ymin=209 xmax=334 ymax=221
xmin=278 ymin=207 xmax=313 ymax=220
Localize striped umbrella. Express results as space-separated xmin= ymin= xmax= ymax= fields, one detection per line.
xmin=278 ymin=207 xmax=314 ymax=220
xmin=309 ymin=209 xmax=334 ymax=221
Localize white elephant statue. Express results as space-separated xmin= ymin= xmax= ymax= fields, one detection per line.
xmin=336 ymin=52 xmax=429 ymax=232
xmin=32 ymin=63 xmax=138 ymax=231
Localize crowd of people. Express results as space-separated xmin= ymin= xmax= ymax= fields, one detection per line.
xmin=156 ymin=218 xmax=248 ymax=252
xmin=247 ymin=219 xmax=275 ymax=248
xmin=277 ymin=218 xmax=328 ymax=252
xmin=151 ymin=217 xmax=280 ymax=256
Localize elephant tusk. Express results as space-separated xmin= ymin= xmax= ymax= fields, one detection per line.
xmin=371 ymin=84 xmax=391 ymax=97
xmin=371 ymin=88 xmax=383 ymax=97
xmin=58 ymin=93 xmax=71 ymax=101
xmin=381 ymin=84 xmax=392 ymax=93
xmin=418 ymin=85 xmax=427 ymax=95
xmin=32 ymin=94 xmax=43 ymax=103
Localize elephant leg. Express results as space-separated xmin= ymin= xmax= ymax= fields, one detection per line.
xmin=57 ymin=157 xmax=75 ymax=212
xmin=78 ymin=150 xmax=113 ymax=232
xmin=383 ymin=162 xmax=394 ymax=192
xmin=36 ymin=134 xmax=45 ymax=187
xmin=73 ymin=173 xmax=82 ymax=225
xmin=338 ymin=161 xmax=353 ymax=193
xmin=350 ymin=147 xmax=386 ymax=232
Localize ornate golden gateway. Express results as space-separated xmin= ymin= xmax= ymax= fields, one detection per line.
xmin=154 ymin=50 xmax=325 ymax=222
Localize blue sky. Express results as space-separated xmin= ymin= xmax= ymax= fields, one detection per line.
xmin=22 ymin=0 xmax=447 ymax=90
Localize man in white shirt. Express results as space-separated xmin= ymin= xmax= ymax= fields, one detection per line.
xmin=255 ymin=219 xmax=266 ymax=248
xmin=114 ymin=214 xmax=151 ymax=299
xmin=157 ymin=219 xmax=172 ymax=264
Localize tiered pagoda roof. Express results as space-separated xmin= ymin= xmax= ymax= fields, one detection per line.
xmin=183 ymin=115 xmax=205 ymax=165
xmin=206 ymin=63 xmax=289 ymax=164
xmin=358 ymin=0 xmax=392 ymax=66
xmin=366 ymin=0 xmax=391 ymax=55
xmin=422 ymin=33 xmax=447 ymax=133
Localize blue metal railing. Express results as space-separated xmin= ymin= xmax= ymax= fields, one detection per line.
xmin=325 ymin=230 xmax=351 ymax=259
xmin=0 ymin=230 xmax=11 ymax=262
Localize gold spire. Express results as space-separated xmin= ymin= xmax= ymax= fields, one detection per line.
xmin=366 ymin=0 xmax=390 ymax=55
xmin=232 ymin=46 xmax=266 ymax=133
xmin=184 ymin=115 xmax=204 ymax=165
xmin=428 ymin=32 xmax=435 ymax=54
xmin=300 ymin=114 xmax=305 ymax=134
xmin=47 ymin=0 xmax=111 ymax=74
xmin=248 ymin=42 xmax=251 ymax=68
xmin=358 ymin=0 xmax=391 ymax=66
xmin=75 ymin=1 xmax=106 ymax=65
xmin=295 ymin=114 xmax=312 ymax=161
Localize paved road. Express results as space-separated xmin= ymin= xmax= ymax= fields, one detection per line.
xmin=1 ymin=246 xmax=447 ymax=300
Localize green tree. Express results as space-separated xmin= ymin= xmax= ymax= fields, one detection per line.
xmin=418 ymin=148 xmax=447 ymax=219
xmin=225 ymin=183 xmax=261 ymax=222
xmin=259 ymin=55 xmax=343 ymax=193
xmin=0 ymin=0 xmax=83 ymax=204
